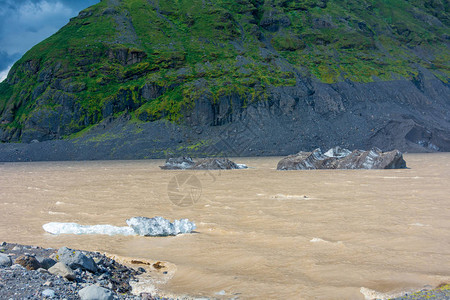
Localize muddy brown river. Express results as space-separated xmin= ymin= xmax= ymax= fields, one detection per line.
xmin=0 ymin=153 xmax=449 ymax=299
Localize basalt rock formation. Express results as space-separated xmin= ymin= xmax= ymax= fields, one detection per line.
xmin=0 ymin=0 xmax=449 ymax=161
xmin=277 ymin=147 xmax=407 ymax=170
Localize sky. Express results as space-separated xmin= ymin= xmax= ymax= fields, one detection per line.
xmin=0 ymin=0 xmax=99 ymax=82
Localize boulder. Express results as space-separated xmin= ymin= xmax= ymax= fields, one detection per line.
xmin=15 ymin=255 xmax=41 ymax=270
xmin=78 ymin=285 xmax=114 ymax=300
xmin=0 ymin=253 xmax=12 ymax=268
xmin=48 ymin=262 xmax=76 ymax=280
xmin=277 ymin=147 xmax=407 ymax=170
xmin=56 ymin=247 xmax=98 ymax=273
xmin=36 ymin=257 xmax=57 ymax=270
xmin=159 ymin=157 xmax=195 ymax=170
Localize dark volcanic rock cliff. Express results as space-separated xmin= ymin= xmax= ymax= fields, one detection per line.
xmin=0 ymin=0 xmax=449 ymax=161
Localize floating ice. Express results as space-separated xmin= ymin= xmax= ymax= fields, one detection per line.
xmin=126 ymin=216 xmax=196 ymax=236
xmin=43 ymin=223 xmax=136 ymax=236
xmin=43 ymin=217 xmax=196 ymax=237
xmin=236 ymin=164 xmax=248 ymax=169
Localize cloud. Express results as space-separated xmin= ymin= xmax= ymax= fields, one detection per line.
xmin=0 ymin=65 xmax=12 ymax=83
xmin=0 ymin=0 xmax=99 ymax=81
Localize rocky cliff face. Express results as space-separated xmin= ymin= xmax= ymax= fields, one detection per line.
xmin=0 ymin=0 xmax=449 ymax=160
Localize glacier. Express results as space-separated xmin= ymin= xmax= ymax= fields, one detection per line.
xmin=43 ymin=216 xmax=196 ymax=236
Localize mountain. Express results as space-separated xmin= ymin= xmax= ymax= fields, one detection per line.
xmin=0 ymin=0 xmax=449 ymax=160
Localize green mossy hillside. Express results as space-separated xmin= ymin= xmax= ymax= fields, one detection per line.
xmin=0 ymin=0 xmax=449 ymax=141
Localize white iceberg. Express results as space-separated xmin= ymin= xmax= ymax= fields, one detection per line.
xmin=126 ymin=216 xmax=197 ymax=236
xmin=43 ymin=216 xmax=196 ymax=236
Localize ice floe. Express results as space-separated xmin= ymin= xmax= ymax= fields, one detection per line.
xmin=43 ymin=216 xmax=196 ymax=236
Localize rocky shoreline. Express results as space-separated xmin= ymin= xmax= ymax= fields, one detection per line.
xmin=0 ymin=242 xmax=170 ymax=300
xmin=0 ymin=242 xmax=448 ymax=300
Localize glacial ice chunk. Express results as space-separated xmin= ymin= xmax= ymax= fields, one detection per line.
xmin=126 ymin=216 xmax=196 ymax=236
xmin=43 ymin=217 xmax=196 ymax=236
xmin=43 ymin=223 xmax=136 ymax=236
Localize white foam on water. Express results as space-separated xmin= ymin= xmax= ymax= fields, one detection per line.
xmin=43 ymin=216 xmax=196 ymax=236
xmin=360 ymin=287 xmax=406 ymax=300
xmin=310 ymin=237 xmax=327 ymax=243
xmin=48 ymin=211 xmax=67 ymax=215
xmin=409 ymin=223 xmax=430 ymax=227
xmin=271 ymin=194 xmax=311 ymax=200
xmin=215 ymin=290 xmax=226 ymax=295
xmin=310 ymin=237 xmax=343 ymax=245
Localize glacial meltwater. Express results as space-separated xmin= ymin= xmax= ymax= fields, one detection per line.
xmin=0 ymin=154 xmax=449 ymax=299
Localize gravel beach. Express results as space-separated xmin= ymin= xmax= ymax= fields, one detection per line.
xmin=0 ymin=242 xmax=170 ymax=300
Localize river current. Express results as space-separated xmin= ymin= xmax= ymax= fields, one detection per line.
xmin=0 ymin=153 xmax=449 ymax=299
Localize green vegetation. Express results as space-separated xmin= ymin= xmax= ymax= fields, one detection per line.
xmin=0 ymin=0 xmax=449 ymax=140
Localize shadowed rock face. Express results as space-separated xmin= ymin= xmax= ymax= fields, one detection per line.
xmin=277 ymin=147 xmax=407 ymax=170
xmin=160 ymin=157 xmax=246 ymax=170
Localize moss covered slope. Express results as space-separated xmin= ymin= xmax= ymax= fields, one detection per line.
xmin=0 ymin=0 xmax=449 ymax=142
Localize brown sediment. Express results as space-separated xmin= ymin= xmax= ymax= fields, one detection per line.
xmin=0 ymin=154 xmax=449 ymax=298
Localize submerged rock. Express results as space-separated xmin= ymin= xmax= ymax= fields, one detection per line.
xmin=277 ymin=147 xmax=406 ymax=170
xmin=160 ymin=157 xmax=247 ymax=170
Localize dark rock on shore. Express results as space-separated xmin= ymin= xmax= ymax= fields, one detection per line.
xmin=0 ymin=242 xmax=167 ymax=300
xmin=160 ymin=157 xmax=247 ymax=170
xmin=0 ymin=253 xmax=12 ymax=268
xmin=15 ymin=254 xmax=41 ymax=270
xmin=57 ymin=246 xmax=98 ymax=273
xmin=277 ymin=147 xmax=407 ymax=170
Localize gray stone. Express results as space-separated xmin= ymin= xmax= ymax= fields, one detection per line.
xmin=48 ymin=262 xmax=76 ymax=281
xmin=10 ymin=264 xmax=25 ymax=270
xmin=37 ymin=267 xmax=50 ymax=274
xmin=0 ymin=253 xmax=12 ymax=268
xmin=37 ymin=257 xmax=57 ymax=270
xmin=42 ymin=289 xmax=55 ymax=298
xmin=78 ymin=285 xmax=114 ymax=300
xmin=56 ymin=247 xmax=97 ymax=273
